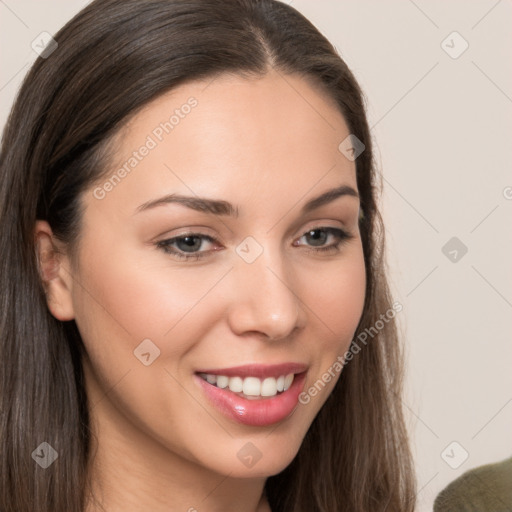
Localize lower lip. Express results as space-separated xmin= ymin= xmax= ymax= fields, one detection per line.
xmin=194 ymin=372 xmax=307 ymax=427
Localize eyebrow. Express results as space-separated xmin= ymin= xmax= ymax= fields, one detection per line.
xmin=135 ymin=184 xmax=359 ymax=217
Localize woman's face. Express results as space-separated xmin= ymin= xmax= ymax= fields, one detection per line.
xmin=50 ymin=71 xmax=366 ymax=478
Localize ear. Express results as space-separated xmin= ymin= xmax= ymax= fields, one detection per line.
xmin=34 ymin=220 xmax=75 ymax=321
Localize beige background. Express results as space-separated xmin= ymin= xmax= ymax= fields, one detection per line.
xmin=1 ymin=1 xmax=511 ymax=510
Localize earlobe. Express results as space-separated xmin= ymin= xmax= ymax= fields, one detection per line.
xmin=34 ymin=220 xmax=75 ymax=321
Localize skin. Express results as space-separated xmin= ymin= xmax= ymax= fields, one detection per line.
xmin=35 ymin=70 xmax=366 ymax=512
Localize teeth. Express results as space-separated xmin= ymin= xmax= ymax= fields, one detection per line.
xmin=261 ymin=377 xmax=277 ymax=396
xmin=199 ymin=373 xmax=295 ymax=398
xmin=216 ymin=375 xmax=229 ymax=389
xmin=228 ymin=376 xmax=243 ymax=393
xmin=243 ymin=377 xmax=261 ymax=396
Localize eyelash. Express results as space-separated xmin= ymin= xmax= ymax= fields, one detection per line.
xmin=156 ymin=227 xmax=353 ymax=261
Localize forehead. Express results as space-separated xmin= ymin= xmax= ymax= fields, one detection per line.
xmin=89 ymin=71 xmax=357 ymax=217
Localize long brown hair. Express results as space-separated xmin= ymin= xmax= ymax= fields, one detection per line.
xmin=0 ymin=0 xmax=416 ymax=510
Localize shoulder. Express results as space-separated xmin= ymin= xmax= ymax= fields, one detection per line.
xmin=434 ymin=456 xmax=512 ymax=512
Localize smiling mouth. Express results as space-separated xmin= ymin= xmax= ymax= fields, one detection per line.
xmin=197 ymin=372 xmax=295 ymax=400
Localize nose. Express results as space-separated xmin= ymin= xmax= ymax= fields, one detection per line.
xmin=226 ymin=249 xmax=305 ymax=341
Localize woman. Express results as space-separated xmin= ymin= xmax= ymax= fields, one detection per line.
xmin=0 ymin=0 xmax=416 ymax=510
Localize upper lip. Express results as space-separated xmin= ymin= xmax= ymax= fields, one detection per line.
xmin=195 ymin=363 xmax=308 ymax=379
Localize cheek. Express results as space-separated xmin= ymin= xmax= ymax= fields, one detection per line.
xmin=303 ymin=247 xmax=366 ymax=345
xmin=297 ymin=244 xmax=366 ymax=399
xmin=70 ymin=237 xmax=235 ymax=378
xmin=70 ymin=246 xmax=233 ymax=449
xmin=70 ymin=251 xmax=285 ymax=474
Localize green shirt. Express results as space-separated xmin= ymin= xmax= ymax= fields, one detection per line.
xmin=434 ymin=456 xmax=512 ymax=512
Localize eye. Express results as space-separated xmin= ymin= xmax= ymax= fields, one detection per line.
xmin=294 ymin=227 xmax=353 ymax=254
xmin=156 ymin=226 xmax=353 ymax=262
xmin=156 ymin=233 xmax=219 ymax=260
